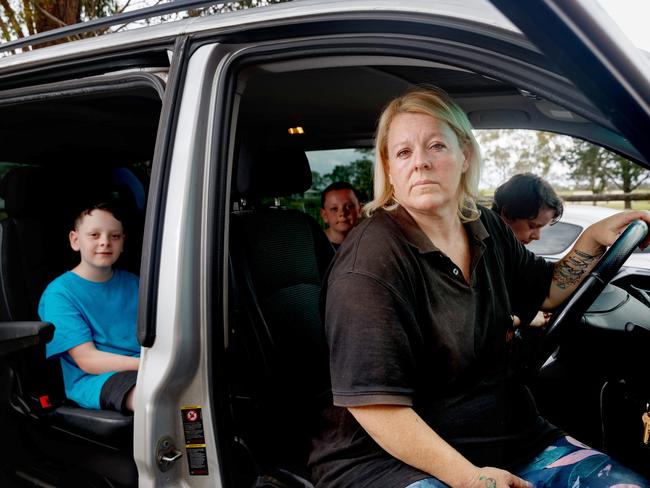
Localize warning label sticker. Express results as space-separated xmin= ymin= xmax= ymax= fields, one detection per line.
xmin=181 ymin=406 xmax=208 ymax=476
xmin=181 ymin=406 xmax=205 ymax=445
xmin=186 ymin=446 xmax=209 ymax=476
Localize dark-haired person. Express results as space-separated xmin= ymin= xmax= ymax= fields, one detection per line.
xmin=309 ymin=87 xmax=650 ymax=488
xmin=492 ymin=173 xmax=563 ymax=327
xmin=320 ymin=181 xmax=363 ymax=249
xmin=492 ymin=173 xmax=563 ymax=245
xmin=39 ymin=202 xmax=139 ymax=413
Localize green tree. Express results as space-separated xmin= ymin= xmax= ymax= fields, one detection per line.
xmin=311 ymin=170 xmax=326 ymax=192
xmin=347 ymin=157 xmax=373 ymax=202
xmin=323 ymin=149 xmax=373 ymax=203
xmin=563 ymin=142 xmax=608 ymax=195
xmin=563 ymin=140 xmax=649 ymax=208
xmin=475 ymin=130 xmax=513 ymax=183
xmin=0 ymin=0 xmax=122 ymax=45
xmin=514 ymin=131 xmax=556 ymax=175
xmin=326 ymin=165 xmax=353 ymax=185
xmin=476 ymin=129 xmax=568 ymax=186
xmin=1 ymin=0 xmax=289 ymax=47
xmin=611 ymin=158 xmax=649 ymax=195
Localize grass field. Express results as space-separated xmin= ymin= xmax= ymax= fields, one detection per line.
xmin=579 ymin=201 xmax=650 ymax=211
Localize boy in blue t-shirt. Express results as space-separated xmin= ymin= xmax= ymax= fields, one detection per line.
xmin=38 ymin=202 xmax=140 ymax=412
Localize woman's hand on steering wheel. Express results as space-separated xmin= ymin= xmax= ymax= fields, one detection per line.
xmin=582 ymin=210 xmax=650 ymax=251
xmin=535 ymin=211 xmax=650 ymax=373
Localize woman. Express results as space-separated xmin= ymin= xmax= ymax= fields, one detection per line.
xmin=308 ymin=87 xmax=650 ymax=487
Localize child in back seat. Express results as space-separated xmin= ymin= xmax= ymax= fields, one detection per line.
xmin=38 ymin=201 xmax=139 ymax=412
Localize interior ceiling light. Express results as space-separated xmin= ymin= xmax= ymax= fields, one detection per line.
xmin=288 ymin=126 xmax=305 ymax=135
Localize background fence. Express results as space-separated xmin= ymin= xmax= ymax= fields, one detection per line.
xmin=479 ymin=192 xmax=650 ymax=209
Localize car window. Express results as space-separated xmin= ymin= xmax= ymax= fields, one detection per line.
xmin=525 ymin=217 xmax=650 ymax=257
xmin=282 ymin=148 xmax=374 ymax=225
xmin=257 ymin=148 xmax=372 ymax=228
xmin=526 ymin=221 xmax=582 ymax=255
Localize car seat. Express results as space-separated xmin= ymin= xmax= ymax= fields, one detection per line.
xmin=0 ymin=166 xmax=137 ymax=486
xmin=0 ymin=167 xmax=73 ymax=321
xmin=229 ymin=144 xmax=334 ymax=487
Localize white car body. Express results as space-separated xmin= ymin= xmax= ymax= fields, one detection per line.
xmin=527 ymin=204 xmax=650 ymax=269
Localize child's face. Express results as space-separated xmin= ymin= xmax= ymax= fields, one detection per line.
xmin=320 ymin=189 xmax=362 ymax=234
xmin=69 ymin=209 xmax=125 ymax=271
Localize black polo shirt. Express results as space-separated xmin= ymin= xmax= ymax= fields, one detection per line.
xmin=309 ymin=205 xmax=560 ymax=488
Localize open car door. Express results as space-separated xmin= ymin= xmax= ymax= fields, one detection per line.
xmin=490 ymin=0 xmax=650 ymax=165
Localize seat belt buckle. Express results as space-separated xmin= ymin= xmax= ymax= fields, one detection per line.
xmin=38 ymin=394 xmax=53 ymax=410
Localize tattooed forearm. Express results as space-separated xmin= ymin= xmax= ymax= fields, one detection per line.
xmin=553 ymin=249 xmax=602 ymax=289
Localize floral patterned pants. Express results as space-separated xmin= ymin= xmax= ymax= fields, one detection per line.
xmin=405 ymin=436 xmax=649 ymax=487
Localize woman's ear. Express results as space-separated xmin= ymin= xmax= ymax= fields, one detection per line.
xmin=461 ymin=146 xmax=471 ymax=172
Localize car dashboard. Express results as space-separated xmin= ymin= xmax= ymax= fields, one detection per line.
xmin=533 ymin=272 xmax=650 ymax=477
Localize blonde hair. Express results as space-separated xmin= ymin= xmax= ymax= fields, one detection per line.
xmin=365 ymin=86 xmax=482 ymax=222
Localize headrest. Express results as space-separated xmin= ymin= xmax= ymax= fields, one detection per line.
xmin=236 ymin=145 xmax=312 ymax=198
xmin=0 ymin=166 xmax=146 ymax=222
xmin=0 ymin=167 xmax=54 ymax=218
xmin=111 ymin=167 xmax=146 ymax=212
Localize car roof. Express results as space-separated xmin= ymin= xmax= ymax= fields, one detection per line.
xmin=0 ymin=0 xmax=516 ymax=70
xmin=0 ymin=0 xmax=646 ymax=168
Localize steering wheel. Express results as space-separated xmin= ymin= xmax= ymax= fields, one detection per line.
xmin=535 ymin=219 xmax=649 ymax=372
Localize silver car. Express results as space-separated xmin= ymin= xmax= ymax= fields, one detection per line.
xmin=0 ymin=0 xmax=648 ymax=486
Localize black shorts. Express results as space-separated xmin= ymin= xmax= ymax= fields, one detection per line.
xmin=100 ymin=370 xmax=137 ymax=412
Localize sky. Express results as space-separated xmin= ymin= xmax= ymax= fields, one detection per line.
xmin=597 ymin=0 xmax=650 ymax=51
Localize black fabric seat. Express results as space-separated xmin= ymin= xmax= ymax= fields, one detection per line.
xmin=0 ymin=167 xmax=73 ymax=322
xmin=229 ymin=147 xmax=334 ymax=486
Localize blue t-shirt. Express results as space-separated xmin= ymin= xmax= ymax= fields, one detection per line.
xmin=38 ymin=269 xmax=140 ymax=409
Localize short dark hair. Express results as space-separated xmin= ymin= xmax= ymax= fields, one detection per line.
xmin=491 ymin=173 xmax=563 ymax=224
xmin=73 ymin=201 xmax=126 ymax=231
xmin=320 ymin=181 xmax=360 ymax=209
